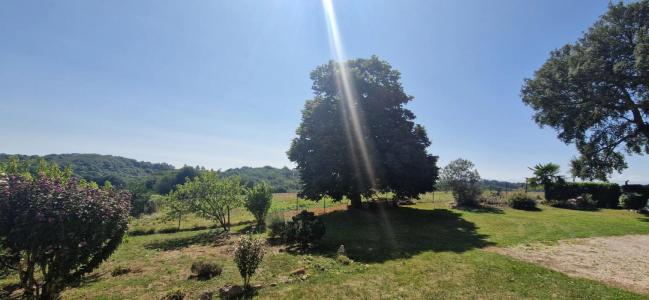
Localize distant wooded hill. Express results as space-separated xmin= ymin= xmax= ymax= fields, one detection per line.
xmin=0 ymin=153 xmax=523 ymax=193
xmin=219 ymin=166 xmax=300 ymax=193
xmin=0 ymin=153 xmax=174 ymax=186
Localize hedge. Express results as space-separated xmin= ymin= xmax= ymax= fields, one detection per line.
xmin=620 ymin=184 xmax=649 ymax=209
xmin=621 ymin=184 xmax=649 ymax=198
xmin=546 ymin=182 xmax=621 ymax=208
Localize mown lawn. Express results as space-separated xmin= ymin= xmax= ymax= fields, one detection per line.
xmin=5 ymin=192 xmax=649 ymax=299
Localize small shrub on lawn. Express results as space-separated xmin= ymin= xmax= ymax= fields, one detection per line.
xmin=336 ymin=255 xmax=352 ymax=265
xmin=160 ymin=289 xmax=185 ymax=300
xmin=111 ymin=266 xmax=132 ymax=277
xmin=283 ymin=210 xmax=325 ymax=248
xmin=507 ymin=192 xmax=537 ymax=210
xmin=620 ymin=193 xmax=648 ymax=210
xmin=190 ymin=260 xmax=223 ymax=280
xmin=234 ymin=235 xmax=266 ymax=288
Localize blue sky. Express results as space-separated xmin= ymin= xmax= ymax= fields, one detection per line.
xmin=1 ymin=0 xmax=647 ymax=183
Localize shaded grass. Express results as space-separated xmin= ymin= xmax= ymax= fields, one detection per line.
xmin=317 ymin=207 xmax=493 ymax=262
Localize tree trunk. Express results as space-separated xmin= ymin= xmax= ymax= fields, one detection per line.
xmin=227 ymin=206 xmax=231 ymax=227
xmin=349 ymin=194 xmax=362 ymax=209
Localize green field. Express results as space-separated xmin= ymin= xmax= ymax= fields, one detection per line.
xmin=4 ymin=192 xmax=649 ymax=299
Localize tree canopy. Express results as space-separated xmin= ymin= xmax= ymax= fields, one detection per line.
xmin=521 ymin=1 xmax=649 ymax=181
xmin=172 ymin=171 xmax=244 ymax=231
xmin=288 ymin=56 xmax=438 ymax=208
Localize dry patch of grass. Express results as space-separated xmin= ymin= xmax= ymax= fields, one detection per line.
xmin=489 ymin=234 xmax=649 ymax=295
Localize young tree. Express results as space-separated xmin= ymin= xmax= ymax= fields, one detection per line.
xmin=164 ymin=193 xmax=190 ymax=230
xmin=244 ymin=182 xmax=273 ymax=227
xmin=173 ymin=172 xmax=244 ymax=231
xmin=521 ymin=1 xmax=649 ymax=180
xmin=440 ymin=159 xmax=482 ymax=207
xmin=288 ymin=56 xmax=439 ymax=208
xmin=233 ymin=235 xmax=266 ymax=289
xmin=0 ymin=162 xmax=131 ymax=299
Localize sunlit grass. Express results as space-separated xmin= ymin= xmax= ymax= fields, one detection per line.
xmin=3 ymin=191 xmax=648 ymax=299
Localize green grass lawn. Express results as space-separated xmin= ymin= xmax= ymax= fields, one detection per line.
xmin=5 ymin=192 xmax=649 ymax=299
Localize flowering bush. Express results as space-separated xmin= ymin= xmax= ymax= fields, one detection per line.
xmin=233 ymin=235 xmax=266 ymax=288
xmin=0 ymin=169 xmax=131 ymax=299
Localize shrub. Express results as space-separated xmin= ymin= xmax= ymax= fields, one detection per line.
xmin=620 ymin=193 xmax=648 ymax=210
xmin=336 ymin=255 xmax=352 ymax=265
xmin=550 ymin=193 xmax=597 ymax=210
xmin=160 ymin=289 xmax=185 ymax=300
xmin=267 ymin=213 xmax=287 ymax=240
xmin=131 ymin=196 xmax=158 ymax=217
xmin=190 ymin=260 xmax=223 ymax=280
xmin=111 ymin=266 xmax=131 ymax=277
xmin=0 ymin=171 xmax=131 ymax=299
xmin=245 ymin=182 xmax=273 ymax=227
xmin=507 ymin=192 xmax=537 ymax=210
xmin=440 ymin=159 xmax=482 ymax=207
xmin=284 ymin=210 xmax=326 ymax=248
xmin=233 ymin=235 xmax=266 ymax=288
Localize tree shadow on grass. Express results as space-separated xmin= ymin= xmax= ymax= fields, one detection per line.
xmin=455 ymin=205 xmax=504 ymax=214
xmin=314 ymin=207 xmax=493 ymax=263
xmin=144 ymin=231 xmax=228 ymax=251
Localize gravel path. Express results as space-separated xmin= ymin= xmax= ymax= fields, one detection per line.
xmin=489 ymin=235 xmax=649 ymax=295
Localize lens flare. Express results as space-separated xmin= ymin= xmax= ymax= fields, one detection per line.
xmin=321 ymin=0 xmax=376 ymax=189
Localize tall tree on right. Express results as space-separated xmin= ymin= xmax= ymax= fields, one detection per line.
xmin=521 ymin=1 xmax=649 ymax=181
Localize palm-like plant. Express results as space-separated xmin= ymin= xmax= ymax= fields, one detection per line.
xmin=528 ymin=163 xmax=561 ymax=199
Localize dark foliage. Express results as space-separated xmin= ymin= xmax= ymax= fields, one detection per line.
xmin=507 ymin=192 xmax=538 ymax=210
xmin=111 ymin=266 xmax=131 ymax=277
xmin=282 ymin=210 xmax=325 ymax=249
xmin=0 ymin=170 xmax=131 ymax=299
xmin=288 ymin=56 xmax=439 ymax=208
xmin=549 ymin=194 xmax=598 ymax=211
xmin=521 ymin=1 xmax=649 ymax=180
xmin=620 ymin=193 xmax=649 ymax=210
xmin=546 ymin=182 xmax=621 ymax=208
xmin=153 ymin=166 xmax=201 ymax=195
xmin=622 ymin=184 xmax=649 ymax=198
xmin=190 ymin=260 xmax=222 ymax=280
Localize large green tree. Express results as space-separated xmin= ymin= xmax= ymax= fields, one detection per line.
xmin=288 ymin=56 xmax=438 ymax=208
xmin=521 ymin=1 xmax=649 ymax=181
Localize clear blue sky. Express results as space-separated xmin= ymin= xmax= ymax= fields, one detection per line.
xmin=1 ymin=0 xmax=647 ymax=183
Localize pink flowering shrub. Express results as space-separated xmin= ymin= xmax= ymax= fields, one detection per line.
xmin=0 ymin=171 xmax=131 ymax=299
